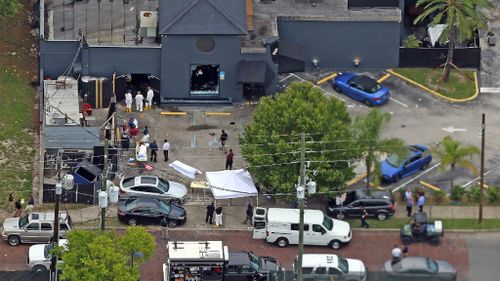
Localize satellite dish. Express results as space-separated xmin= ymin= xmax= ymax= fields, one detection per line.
xmin=81 ymin=76 xmax=91 ymax=83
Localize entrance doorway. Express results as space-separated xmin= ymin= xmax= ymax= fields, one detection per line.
xmin=243 ymin=83 xmax=265 ymax=101
xmin=190 ymin=64 xmax=220 ymax=96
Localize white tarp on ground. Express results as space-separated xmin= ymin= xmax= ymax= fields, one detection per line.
xmin=205 ymin=169 xmax=258 ymax=199
xmin=169 ymin=160 xmax=202 ymax=179
xmin=428 ymin=24 xmax=447 ymax=46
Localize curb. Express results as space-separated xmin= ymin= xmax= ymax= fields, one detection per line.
xmin=386 ymin=69 xmax=479 ymax=103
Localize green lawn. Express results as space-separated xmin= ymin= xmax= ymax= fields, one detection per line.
xmin=347 ymin=218 xmax=500 ymax=230
xmin=395 ymin=68 xmax=476 ymax=100
xmin=0 ymin=70 xmax=36 ymax=207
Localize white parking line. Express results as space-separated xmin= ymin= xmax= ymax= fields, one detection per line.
xmin=279 ymin=74 xmax=293 ymax=83
xmin=290 ymin=73 xmax=347 ymax=102
xmin=391 ymin=162 xmax=441 ymax=193
xmin=390 ymin=97 xmax=409 ymax=108
xmin=461 ymin=170 xmax=493 ymax=188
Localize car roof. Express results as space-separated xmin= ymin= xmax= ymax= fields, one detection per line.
xmin=30 ymin=212 xmax=69 ymax=222
xmin=301 ymin=254 xmax=339 ymax=268
xmin=228 ymin=252 xmax=251 ymax=265
xmin=354 ymin=189 xmax=392 ymax=200
xmin=397 ymin=257 xmax=429 ymax=271
xmin=355 ymin=75 xmax=378 ymax=88
xmin=122 ymin=176 xmax=159 ymax=188
xmin=267 ymin=208 xmax=324 ymax=224
xmin=125 ymin=198 xmax=162 ymax=210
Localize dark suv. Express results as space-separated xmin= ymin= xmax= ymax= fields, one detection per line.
xmin=327 ymin=190 xmax=395 ymax=221
xmin=226 ymin=251 xmax=283 ymax=281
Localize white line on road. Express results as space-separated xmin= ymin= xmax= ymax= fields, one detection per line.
xmin=290 ymin=73 xmax=346 ymax=102
xmin=392 ymin=162 xmax=441 ymax=193
xmin=279 ymin=74 xmax=293 ymax=83
xmin=461 ymin=170 xmax=493 ymax=188
xmin=480 ymin=87 xmax=500 ymax=94
xmin=390 ymin=97 xmax=409 ymax=108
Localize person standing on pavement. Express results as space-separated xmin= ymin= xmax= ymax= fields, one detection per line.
xmin=146 ymin=86 xmax=154 ymax=110
xmin=418 ymin=191 xmax=425 ymax=212
xmin=405 ymin=189 xmax=414 ymax=217
xmin=360 ymin=206 xmax=369 ymax=228
xmin=243 ymin=203 xmax=253 ymax=225
xmin=14 ymin=198 xmax=22 ymax=217
xmin=135 ymin=91 xmax=144 ymax=112
xmin=206 ymin=202 xmax=215 ymax=224
xmin=125 ymin=90 xmax=133 ymax=112
xmin=25 ymin=197 xmax=34 ymax=216
xmin=149 ymin=140 xmax=158 ymax=162
xmin=225 ymin=149 xmax=234 ymax=170
xmin=215 ymin=204 xmax=223 ymax=227
xmin=220 ymin=129 xmax=228 ymax=147
xmin=162 ymin=139 xmax=170 ymax=161
xmin=391 ymin=245 xmax=402 ymax=264
xmin=7 ymin=193 xmax=14 ymax=213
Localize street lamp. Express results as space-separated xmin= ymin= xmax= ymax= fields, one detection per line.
xmin=50 ymin=174 xmax=74 ymax=281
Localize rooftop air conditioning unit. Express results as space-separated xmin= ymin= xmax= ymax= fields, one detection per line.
xmin=140 ymin=11 xmax=158 ymax=37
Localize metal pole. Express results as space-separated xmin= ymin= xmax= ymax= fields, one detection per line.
xmin=100 ymin=138 xmax=109 ymax=231
xmin=50 ymin=155 xmax=62 ymax=281
xmin=297 ymin=132 xmax=306 ymax=281
xmin=479 ymin=113 xmax=485 ymax=223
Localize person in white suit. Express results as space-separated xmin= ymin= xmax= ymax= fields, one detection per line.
xmin=146 ymin=86 xmax=154 ymax=110
xmin=135 ymin=91 xmax=144 ymax=112
xmin=125 ymin=90 xmax=133 ymax=112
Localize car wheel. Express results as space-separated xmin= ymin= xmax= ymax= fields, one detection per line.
xmin=401 ymin=236 xmax=412 ymax=245
xmin=430 ymin=237 xmax=440 ymax=246
xmin=333 ymin=85 xmax=342 ymax=93
xmin=276 ymin=237 xmax=289 ymax=248
xmin=329 ymin=240 xmax=342 ymax=250
xmin=128 ymin=218 xmax=137 ymax=226
xmin=336 ymin=212 xmax=345 ymax=220
xmin=167 ymin=220 xmax=178 ymax=228
xmin=33 ymin=265 xmax=48 ymax=272
xmin=394 ymin=174 xmax=401 ymax=182
xmin=363 ymin=100 xmax=372 ymax=107
xmin=377 ymin=212 xmax=388 ymax=221
xmin=7 ymin=235 xmax=20 ymax=246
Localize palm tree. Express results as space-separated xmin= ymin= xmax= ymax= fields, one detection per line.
xmin=353 ymin=109 xmax=407 ymax=189
xmin=414 ymin=0 xmax=493 ymax=82
xmin=432 ymin=135 xmax=480 ymax=189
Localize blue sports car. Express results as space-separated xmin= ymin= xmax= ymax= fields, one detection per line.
xmin=381 ymin=145 xmax=433 ymax=183
xmin=331 ymin=72 xmax=390 ymax=106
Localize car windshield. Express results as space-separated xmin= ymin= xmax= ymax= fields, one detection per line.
xmin=122 ymin=177 xmax=135 ymax=188
xmin=322 ymin=215 xmax=333 ymax=231
xmin=248 ymin=252 xmax=261 ymax=272
xmin=157 ymin=200 xmax=172 ymax=214
xmin=337 ymin=256 xmax=349 ymax=273
xmin=19 ymin=214 xmax=29 ymax=228
xmin=426 ymin=258 xmax=438 ymax=273
xmin=157 ymin=179 xmax=170 ymax=193
xmin=386 ymin=153 xmax=406 ymax=168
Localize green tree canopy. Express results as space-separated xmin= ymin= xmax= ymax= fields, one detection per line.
xmin=414 ymin=0 xmax=493 ymax=81
xmin=241 ymin=82 xmax=359 ymax=194
xmin=59 ymin=227 xmax=156 ymax=281
xmin=353 ymin=109 xmax=406 ymax=188
xmin=0 ymin=0 xmax=21 ymax=17
xmin=432 ymin=135 xmax=479 ymax=189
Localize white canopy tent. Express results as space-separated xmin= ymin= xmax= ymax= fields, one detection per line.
xmin=428 ymin=24 xmax=447 ymax=46
xmin=205 ymin=169 xmax=258 ymax=199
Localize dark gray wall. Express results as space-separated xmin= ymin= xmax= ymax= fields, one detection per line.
xmin=277 ymin=20 xmax=401 ymax=70
xmin=82 ymin=47 xmax=161 ymax=76
xmin=160 ymin=35 xmax=276 ymax=102
xmin=40 ymin=40 xmax=80 ymax=78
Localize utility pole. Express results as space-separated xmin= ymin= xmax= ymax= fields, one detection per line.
xmin=296 ymin=132 xmax=306 ymax=281
xmin=50 ymin=153 xmax=62 ymax=281
xmin=479 ymin=113 xmax=485 ymax=223
xmin=100 ymin=138 xmax=109 ymax=231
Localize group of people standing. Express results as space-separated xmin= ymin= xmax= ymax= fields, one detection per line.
xmin=405 ymin=188 xmax=426 ymax=217
xmin=205 ymin=202 xmax=254 ymax=227
xmin=7 ymin=194 xmax=35 ymax=217
xmin=124 ymin=86 xmax=155 ymax=113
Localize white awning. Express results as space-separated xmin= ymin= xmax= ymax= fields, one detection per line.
xmin=428 ymin=24 xmax=447 ymax=46
xmin=205 ymin=169 xmax=258 ymax=199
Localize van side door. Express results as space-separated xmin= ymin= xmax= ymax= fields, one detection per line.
xmin=306 ymin=224 xmax=328 ymax=246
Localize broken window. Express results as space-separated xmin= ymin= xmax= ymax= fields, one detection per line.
xmin=190 ymin=64 xmax=220 ymax=95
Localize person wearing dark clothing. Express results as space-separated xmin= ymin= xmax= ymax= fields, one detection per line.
xmin=149 ymin=140 xmax=158 ymax=162
xmin=220 ymin=130 xmax=228 ymax=146
xmin=14 ymin=199 xmax=22 ymax=217
xmin=215 ymin=204 xmax=223 ymax=226
xmin=360 ymin=207 xmax=369 ymax=228
xmin=225 ymin=149 xmax=234 ymax=170
xmin=28 ymin=196 xmax=34 ymax=206
xmin=243 ymin=204 xmax=253 ymax=224
xmin=143 ymin=126 xmax=149 ymax=136
xmin=7 ymin=193 xmax=14 ymax=213
xmin=160 ymin=214 xmax=168 ymax=227
xmin=206 ymin=202 xmax=215 ymax=224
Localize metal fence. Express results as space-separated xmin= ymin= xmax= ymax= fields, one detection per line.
xmin=399 ymin=47 xmax=481 ymax=68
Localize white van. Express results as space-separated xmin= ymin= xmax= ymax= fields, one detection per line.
xmin=253 ymin=208 xmax=351 ymax=250
xmin=295 ymin=254 xmax=367 ymax=281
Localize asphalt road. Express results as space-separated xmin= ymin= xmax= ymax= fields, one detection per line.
xmin=464 ymin=232 xmax=500 ymax=281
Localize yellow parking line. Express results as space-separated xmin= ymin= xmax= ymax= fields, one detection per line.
xmin=205 ymin=112 xmax=231 ymax=116
xmin=377 ymin=73 xmax=391 ymax=83
xmin=420 ymin=181 xmax=441 ymax=192
xmin=160 ymin=112 xmax=187 ymax=116
xmin=347 ymin=172 xmax=367 ymax=187
xmin=316 ymin=73 xmax=338 ymax=85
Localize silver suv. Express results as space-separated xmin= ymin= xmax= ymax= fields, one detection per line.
xmin=27 ymin=239 xmax=68 ymax=272
xmin=1 ymin=212 xmax=72 ymax=246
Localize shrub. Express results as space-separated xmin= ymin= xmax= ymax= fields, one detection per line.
xmin=450 ymin=185 xmax=465 ymax=201
xmin=403 ymin=34 xmax=422 ymax=48
xmin=486 ymin=187 xmax=500 ymax=203
xmin=466 ymin=187 xmax=481 ymax=203
xmin=432 ymin=190 xmax=446 ymax=204
xmin=398 ymin=188 xmax=406 ymax=202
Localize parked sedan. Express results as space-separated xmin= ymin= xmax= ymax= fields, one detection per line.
xmin=226 ymin=251 xmax=283 ymax=281
xmin=381 ymin=145 xmax=432 ymax=183
xmin=117 ymin=198 xmax=186 ymax=228
xmin=382 ymin=257 xmax=456 ymax=281
xmin=119 ymin=175 xmax=188 ymax=204
xmin=331 ymin=72 xmax=390 ymax=106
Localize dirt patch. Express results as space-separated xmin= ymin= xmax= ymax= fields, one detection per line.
xmin=186 ymin=124 xmax=218 ymax=131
